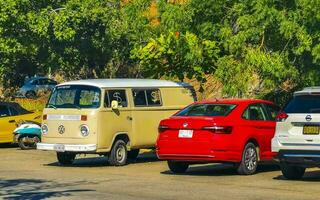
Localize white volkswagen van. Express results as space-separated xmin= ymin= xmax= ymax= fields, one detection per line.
xmin=37 ymin=79 xmax=196 ymax=166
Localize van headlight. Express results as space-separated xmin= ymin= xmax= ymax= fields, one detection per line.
xmin=41 ymin=124 xmax=49 ymax=135
xmin=80 ymin=125 xmax=89 ymax=137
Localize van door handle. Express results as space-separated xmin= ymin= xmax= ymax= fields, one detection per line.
xmin=127 ymin=116 xmax=133 ymax=121
xmin=8 ymin=120 xmax=15 ymax=123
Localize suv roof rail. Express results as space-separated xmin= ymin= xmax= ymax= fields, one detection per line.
xmin=294 ymin=87 xmax=320 ymax=96
xmin=302 ymin=86 xmax=320 ymax=90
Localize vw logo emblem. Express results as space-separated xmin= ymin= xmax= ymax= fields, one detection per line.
xmin=58 ymin=125 xmax=65 ymax=134
xmin=306 ymin=115 xmax=312 ymax=121
xmin=183 ymin=123 xmax=188 ymax=128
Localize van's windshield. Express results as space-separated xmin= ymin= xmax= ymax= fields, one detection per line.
xmin=47 ymin=85 xmax=101 ymax=109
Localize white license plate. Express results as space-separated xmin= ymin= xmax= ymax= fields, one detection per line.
xmin=178 ymin=130 xmax=193 ymax=138
xmin=54 ymin=144 xmax=65 ymax=152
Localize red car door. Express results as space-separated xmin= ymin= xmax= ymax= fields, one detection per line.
xmin=242 ymin=103 xmax=275 ymax=161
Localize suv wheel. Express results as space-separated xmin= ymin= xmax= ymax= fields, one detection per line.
xmin=280 ymin=163 xmax=305 ymax=180
xmin=108 ymin=139 xmax=127 ymax=166
xmin=57 ymin=152 xmax=76 ymax=165
xmin=167 ymin=161 xmax=189 ymax=173
xmin=237 ymin=142 xmax=258 ymax=175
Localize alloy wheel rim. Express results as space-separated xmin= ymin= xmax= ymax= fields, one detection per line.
xmin=244 ymin=147 xmax=257 ymax=171
xmin=116 ymin=145 xmax=126 ymax=163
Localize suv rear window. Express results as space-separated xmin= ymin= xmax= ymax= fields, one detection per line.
xmin=284 ymin=95 xmax=320 ymax=113
xmin=175 ymin=104 xmax=237 ymax=117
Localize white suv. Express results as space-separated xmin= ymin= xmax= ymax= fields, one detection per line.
xmin=272 ymin=87 xmax=320 ymax=180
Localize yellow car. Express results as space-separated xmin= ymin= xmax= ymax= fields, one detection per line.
xmin=0 ymin=102 xmax=42 ymax=143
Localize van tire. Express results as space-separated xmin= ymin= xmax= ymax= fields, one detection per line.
xmin=280 ymin=163 xmax=305 ymax=180
xmin=18 ymin=136 xmax=39 ymax=150
xmin=57 ymin=152 xmax=76 ymax=165
xmin=108 ymin=139 xmax=127 ymax=166
xmin=128 ymin=149 xmax=140 ymax=160
xmin=167 ymin=161 xmax=189 ymax=173
xmin=237 ymin=142 xmax=258 ymax=175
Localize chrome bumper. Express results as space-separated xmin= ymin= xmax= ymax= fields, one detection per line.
xmin=37 ymin=143 xmax=97 ymax=152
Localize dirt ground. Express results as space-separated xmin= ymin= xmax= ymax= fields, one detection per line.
xmin=0 ymin=145 xmax=320 ymax=200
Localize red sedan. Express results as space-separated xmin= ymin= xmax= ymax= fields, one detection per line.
xmin=156 ymin=99 xmax=280 ymax=175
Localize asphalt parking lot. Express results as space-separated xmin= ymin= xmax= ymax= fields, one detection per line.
xmin=1 ymin=145 xmax=320 ymax=200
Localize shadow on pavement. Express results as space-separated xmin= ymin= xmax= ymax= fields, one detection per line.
xmin=161 ymin=163 xmax=280 ymax=176
xmin=0 ymin=178 xmax=95 ymax=200
xmin=273 ymin=169 xmax=320 ymax=182
xmin=0 ymin=143 xmax=18 ymax=149
xmin=46 ymin=151 xmax=160 ymax=167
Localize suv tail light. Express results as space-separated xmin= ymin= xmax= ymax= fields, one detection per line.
xmin=158 ymin=125 xmax=169 ymax=133
xmin=276 ymin=111 xmax=288 ymax=122
xmin=202 ymin=126 xmax=232 ymax=134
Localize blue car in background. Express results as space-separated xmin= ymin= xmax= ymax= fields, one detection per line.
xmin=17 ymin=77 xmax=57 ymax=99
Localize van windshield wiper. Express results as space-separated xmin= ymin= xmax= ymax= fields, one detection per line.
xmin=47 ymin=104 xmax=57 ymax=109
xmin=60 ymin=103 xmax=81 ymax=110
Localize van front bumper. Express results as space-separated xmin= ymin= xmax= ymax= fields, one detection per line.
xmin=37 ymin=143 xmax=97 ymax=152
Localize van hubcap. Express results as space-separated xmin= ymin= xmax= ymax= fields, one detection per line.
xmin=116 ymin=145 xmax=126 ymax=163
xmin=244 ymin=147 xmax=257 ymax=171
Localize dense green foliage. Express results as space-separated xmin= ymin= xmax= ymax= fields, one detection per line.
xmin=0 ymin=0 xmax=319 ymax=103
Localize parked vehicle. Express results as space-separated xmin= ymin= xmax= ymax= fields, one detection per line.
xmin=156 ymin=99 xmax=280 ymax=175
xmin=0 ymin=102 xmax=42 ymax=144
xmin=17 ymin=77 xmax=57 ymax=99
xmin=272 ymin=87 xmax=320 ymax=180
xmin=37 ymin=79 xmax=196 ymax=166
xmin=13 ymin=121 xmax=41 ymax=150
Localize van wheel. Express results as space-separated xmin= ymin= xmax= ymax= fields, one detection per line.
xmin=57 ymin=152 xmax=76 ymax=165
xmin=108 ymin=139 xmax=127 ymax=166
xmin=18 ymin=136 xmax=39 ymax=150
xmin=128 ymin=149 xmax=140 ymax=160
xmin=280 ymin=163 xmax=305 ymax=180
xmin=167 ymin=161 xmax=189 ymax=173
xmin=237 ymin=142 xmax=258 ymax=175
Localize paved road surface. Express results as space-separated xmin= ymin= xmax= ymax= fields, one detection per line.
xmin=0 ymin=145 xmax=320 ymax=200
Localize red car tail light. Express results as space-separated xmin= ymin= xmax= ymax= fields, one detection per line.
xmin=276 ymin=111 xmax=288 ymax=122
xmin=158 ymin=125 xmax=169 ymax=133
xmin=202 ymin=126 xmax=233 ymax=134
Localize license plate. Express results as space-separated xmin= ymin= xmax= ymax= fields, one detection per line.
xmin=303 ymin=126 xmax=320 ymax=135
xmin=54 ymin=144 xmax=65 ymax=152
xmin=178 ymin=130 xmax=193 ymax=138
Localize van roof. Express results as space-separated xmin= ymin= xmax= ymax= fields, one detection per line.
xmin=58 ymin=79 xmax=191 ymax=88
xmin=294 ymin=87 xmax=320 ymax=96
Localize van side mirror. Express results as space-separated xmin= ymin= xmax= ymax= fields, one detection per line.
xmin=111 ymin=100 xmax=119 ymax=110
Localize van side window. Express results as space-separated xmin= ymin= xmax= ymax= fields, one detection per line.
xmin=132 ymin=89 xmax=162 ymax=107
xmin=105 ymin=90 xmax=127 ymax=108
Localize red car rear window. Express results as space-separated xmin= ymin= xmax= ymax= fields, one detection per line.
xmin=175 ymin=104 xmax=237 ymax=117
